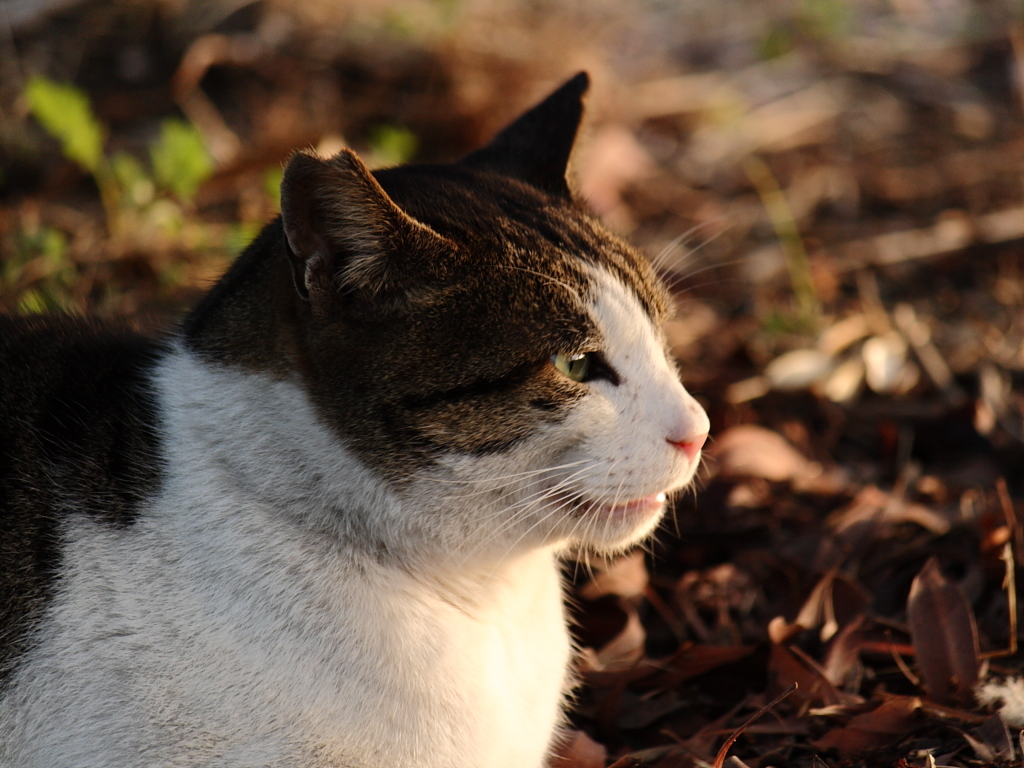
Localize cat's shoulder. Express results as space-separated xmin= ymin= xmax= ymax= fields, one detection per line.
xmin=0 ymin=314 xmax=170 ymax=688
xmin=0 ymin=312 xmax=169 ymax=526
xmin=1 ymin=314 xmax=169 ymax=418
xmin=1 ymin=313 xmax=165 ymax=373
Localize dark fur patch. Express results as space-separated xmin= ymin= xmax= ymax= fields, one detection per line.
xmin=183 ymin=163 xmax=667 ymax=478
xmin=0 ymin=316 xmax=166 ymax=688
xmin=460 ymin=72 xmax=589 ymax=198
xmin=182 ymin=74 xmax=671 ymax=478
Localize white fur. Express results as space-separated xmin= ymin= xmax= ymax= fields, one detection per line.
xmin=0 ymin=266 xmax=707 ymax=767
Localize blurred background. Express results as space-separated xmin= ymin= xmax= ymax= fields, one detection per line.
xmin=3 ymin=1 xmax=1024 ymax=765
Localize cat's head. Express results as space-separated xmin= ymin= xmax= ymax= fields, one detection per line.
xmin=278 ymin=73 xmax=709 ymax=562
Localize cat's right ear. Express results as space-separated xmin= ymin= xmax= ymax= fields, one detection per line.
xmin=280 ymin=149 xmax=454 ymax=315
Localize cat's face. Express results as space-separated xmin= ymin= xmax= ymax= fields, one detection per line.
xmin=279 ymin=74 xmax=709 ymax=562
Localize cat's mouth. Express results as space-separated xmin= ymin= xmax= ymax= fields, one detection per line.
xmin=565 ymin=492 xmax=667 ymax=521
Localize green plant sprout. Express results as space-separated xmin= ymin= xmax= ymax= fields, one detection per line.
xmin=150 ymin=119 xmax=214 ymax=202
xmin=24 ymin=75 xmax=214 ymax=235
xmin=24 ymin=76 xmax=120 ymax=231
xmin=367 ymin=124 xmax=419 ymax=167
xmin=263 ymin=166 xmax=284 ymax=211
xmin=3 ymin=225 xmax=74 ymax=314
xmin=13 ymin=76 xmax=235 ymax=314
xmin=743 ymin=154 xmax=821 ymax=333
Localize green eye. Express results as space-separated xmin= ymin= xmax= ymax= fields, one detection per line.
xmin=552 ymin=352 xmax=591 ymax=382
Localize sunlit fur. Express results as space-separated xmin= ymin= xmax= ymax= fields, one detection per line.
xmin=0 ymin=73 xmax=710 ymax=767
xmin=0 ymin=263 xmax=707 ymax=768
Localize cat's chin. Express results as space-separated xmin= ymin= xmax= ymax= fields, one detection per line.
xmin=575 ymin=492 xmax=667 ymax=521
xmin=561 ymin=491 xmax=669 ymax=549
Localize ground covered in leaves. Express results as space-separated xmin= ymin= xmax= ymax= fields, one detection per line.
xmin=2 ymin=1 xmax=1023 ymax=766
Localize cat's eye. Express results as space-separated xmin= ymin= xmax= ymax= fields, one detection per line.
xmin=552 ymin=352 xmax=591 ymax=382
xmin=550 ymin=351 xmax=619 ymax=385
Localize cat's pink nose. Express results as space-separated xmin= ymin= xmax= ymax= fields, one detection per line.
xmin=667 ymin=432 xmax=708 ymax=460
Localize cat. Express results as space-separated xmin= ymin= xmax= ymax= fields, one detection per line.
xmin=0 ymin=72 xmax=709 ymax=767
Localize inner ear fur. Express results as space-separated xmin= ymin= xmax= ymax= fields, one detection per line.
xmin=460 ymin=71 xmax=589 ymax=198
xmin=280 ymin=149 xmax=454 ymax=312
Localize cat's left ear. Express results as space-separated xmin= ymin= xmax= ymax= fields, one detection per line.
xmin=280 ymin=148 xmax=454 ymax=314
xmin=459 ymin=71 xmax=589 ymax=198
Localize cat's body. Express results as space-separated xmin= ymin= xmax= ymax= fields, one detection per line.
xmin=0 ymin=74 xmax=709 ymax=767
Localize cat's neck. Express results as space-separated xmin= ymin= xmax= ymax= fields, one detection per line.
xmin=154 ymin=345 xmax=563 ymax=586
xmin=155 ymin=343 xmax=384 ymax=539
xmin=180 ymin=220 xmax=304 ymax=377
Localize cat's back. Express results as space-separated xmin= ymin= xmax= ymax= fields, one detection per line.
xmin=0 ymin=314 xmax=167 ymax=686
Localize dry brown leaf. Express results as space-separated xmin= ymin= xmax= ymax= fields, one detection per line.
xmin=764 ymin=348 xmax=833 ymax=391
xmin=708 ymin=424 xmax=820 ymax=483
xmin=810 ymin=696 xmax=922 ymax=755
xmin=549 ymin=729 xmax=607 ymax=768
xmin=767 ymin=615 xmax=803 ymax=645
xmin=595 ymin=601 xmax=646 ymax=671
xmin=579 ymin=551 xmax=648 ymax=601
xmin=818 ymin=314 xmax=871 ymax=356
xmin=968 ymin=713 xmax=1015 ymax=761
xmin=575 ymin=595 xmax=634 ymax=657
xmin=827 ymin=485 xmax=951 ymax=536
xmin=821 ymin=615 xmax=868 ymax=688
xmin=673 ymin=700 xmax=749 ymax=761
xmin=653 ymin=644 xmax=756 ymax=689
xmin=769 ymin=644 xmax=844 ymax=708
xmin=794 ymin=572 xmax=871 ymax=642
xmin=617 ymin=689 xmax=686 ymax=730
xmin=585 ymin=643 xmax=754 ymax=690
xmin=907 ymin=557 xmax=980 ymax=705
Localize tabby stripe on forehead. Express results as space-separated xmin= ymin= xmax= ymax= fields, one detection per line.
xmin=398 ymin=360 xmax=549 ymax=413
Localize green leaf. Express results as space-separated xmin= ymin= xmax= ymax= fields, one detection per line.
xmin=110 ymin=151 xmax=154 ymax=207
xmin=38 ymin=227 xmax=69 ymax=269
xmin=227 ymin=221 xmax=264 ymax=256
xmin=263 ymin=166 xmax=283 ymax=211
xmin=24 ymin=76 xmax=105 ymax=173
xmin=149 ymin=119 xmax=214 ymax=202
xmin=758 ymin=25 xmax=794 ymax=60
xmin=16 ymin=289 xmax=48 ymax=315
xmin=368 ymin=124 xmax=419 ymax=167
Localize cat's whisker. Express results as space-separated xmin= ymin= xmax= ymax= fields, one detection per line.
xmin=411 ymin=459 xmax=591 ymax=488
xmin=436 ymin=469 xmax=590 ymax=505
xmin=446 ymin=463 xmax=608 ymax=569
xmin=484 ymin=495 xmax=576 ymax=575
xmin=649 ymin=216 xmax=728 ymax=271
xmin=462 ymin=500 xmax=566 ymax=571
xmin=667 ymin=253 xmax=745 ymax=283
xmin=424 ymin=461 xmax=595 ymax=506
xmin=459 ymin=462 xmax=604 ymax=525
xmin=667 ymin=274 xmax=747 ymax=299
xmin=491 ymin=264 xmax=584 ymax=305
xmin=470 ymin=466 xmax=600 ymax=533
xmin=656 ymin=234 xmax=736 ymax=292
xmin=481 ymin=468 xmax=610 ymax=577
xmin=592 ymin=470 xmax=627 ymax=547
xmin=651 ymin=219 xmax=733 ymax=275
xmin=559 ymin=458 xmax=622 ymax=558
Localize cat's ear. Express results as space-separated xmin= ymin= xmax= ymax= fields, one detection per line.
xmin=459 ymin=71 xmax=589 ymax=198
xmin=280 ymin=148 xmax=454 ymax=313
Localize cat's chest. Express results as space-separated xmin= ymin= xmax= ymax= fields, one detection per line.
xmin=407 ymin=555 xmax=573 ymax=766
xmin=16 ymin=501 xmax=571 ymax=768
xmin=177 ymin=499 xmax=576 ymax=763
xmin=197 ymin=532 xmax=572 ymax=768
